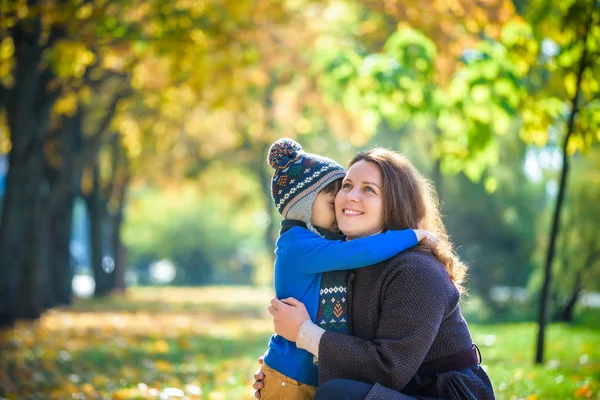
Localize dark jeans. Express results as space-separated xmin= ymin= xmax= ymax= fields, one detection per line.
xmin=314 ymin=379 xmax=372 ymax=400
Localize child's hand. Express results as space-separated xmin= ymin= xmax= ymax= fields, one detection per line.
xmin=253 ymin=357 xmax=265 ymax=399
xmin=414 ymin=229 xmax=439 ymax=246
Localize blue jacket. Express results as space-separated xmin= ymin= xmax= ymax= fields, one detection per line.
xmin=263 ymin=221 xmax=418 ymax=386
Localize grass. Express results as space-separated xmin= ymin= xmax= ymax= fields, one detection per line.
xmin=0 ymin=286 xmax=598 ymax=399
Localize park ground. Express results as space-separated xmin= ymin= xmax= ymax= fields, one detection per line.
xmin=1 ymin=287 xmax=599 ymax=400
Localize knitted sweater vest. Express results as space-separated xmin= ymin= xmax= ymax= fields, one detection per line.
xmin=317 ymin=270 xmax=350 ymax=334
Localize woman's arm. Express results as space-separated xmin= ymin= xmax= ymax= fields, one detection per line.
xmin=270 ymin=260 xmax=453 ymax=391
xmin=281 ymin=226 xmax=435 ymax=275
xmin=269 ymin=297 xmax=325 ymax=355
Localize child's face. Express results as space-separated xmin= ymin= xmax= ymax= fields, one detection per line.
xmin=311 ymin=190 xmax=337 ymax=232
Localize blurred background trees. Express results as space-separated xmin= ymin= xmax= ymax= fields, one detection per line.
xmin=0 ymin=0 xmax=598 ymax=365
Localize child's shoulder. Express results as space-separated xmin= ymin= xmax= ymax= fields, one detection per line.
xmin=277 ymin=224 xmax=312 ymax=244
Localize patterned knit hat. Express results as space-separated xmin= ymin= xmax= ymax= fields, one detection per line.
xmin=267 ymin=138 xmax=346 ymax=228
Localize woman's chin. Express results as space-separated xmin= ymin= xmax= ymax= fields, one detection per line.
xmin=338 ymin=223 xmax=381 ymax=239
xmin=337 ymin=224 xmax=358 ymax=238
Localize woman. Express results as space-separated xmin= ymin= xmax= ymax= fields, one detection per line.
xmin=254 ymin=148 xmax=494 ymax=399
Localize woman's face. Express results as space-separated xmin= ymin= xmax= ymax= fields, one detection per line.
xmin=335 ymin=160 xmax=384 ymax=240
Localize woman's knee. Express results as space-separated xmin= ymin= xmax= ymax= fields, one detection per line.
xmin=314 ymin=379 xmax=372 ymax=400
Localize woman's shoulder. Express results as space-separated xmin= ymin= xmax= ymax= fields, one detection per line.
xmin=384 ymin=249 xmax=456 ymax=288
xmin=387 ymin=248 xmax=443 ymax=269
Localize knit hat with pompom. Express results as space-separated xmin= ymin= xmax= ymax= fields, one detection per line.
xmin=267 ymin=138 xmax=346 ymax=229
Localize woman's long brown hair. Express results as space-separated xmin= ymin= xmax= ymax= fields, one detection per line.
xmin=349 ymin=148 xmax=467 ymax=294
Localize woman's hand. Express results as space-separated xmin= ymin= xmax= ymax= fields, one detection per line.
xmin=268 ymin=297 xmax=310 ymax=342
xmin=253 ymin=357 xmax=264 ymax=399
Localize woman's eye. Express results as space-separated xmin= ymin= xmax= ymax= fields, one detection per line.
xmin=365 ymin=186 xmax=375 ymax=193
xmin=342 ymin=183 xmax=352 ymax=189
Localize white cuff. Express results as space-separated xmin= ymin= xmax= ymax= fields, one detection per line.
xmin=296 ymin=319 xmax=325 ymax=357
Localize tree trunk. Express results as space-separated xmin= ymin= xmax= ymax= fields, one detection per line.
xmin=47 ymin=109 xmax=85 ymax=306
xmin=49 ymin=198 xmax=76 ymax=305
xmin=85 ymin=165 xmax=113 ymax=297
xmin=0 ymin=18 xmax=57 ymax=326
xmin=111 ymin=172 xmax=130 ymax=293
xmin=535 ymin=12 xmax=591 ymax=364
xmin=113 ymin=241 xmax=127 ymax=292
xmin=557 ymin=272 xmax=582 ymax=323
xmin=16 ymin=176 xmax=49 ymax=320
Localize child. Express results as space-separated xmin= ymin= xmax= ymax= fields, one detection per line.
xmin=259 ymin=138 xmax=434 ymax=400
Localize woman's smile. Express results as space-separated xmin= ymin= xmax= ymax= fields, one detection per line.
xmin=341 ymin=208 xmax=364 ymax=216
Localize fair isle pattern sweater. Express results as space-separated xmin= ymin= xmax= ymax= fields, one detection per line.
xmin=263 ymin=220 xmax=419 ymax=387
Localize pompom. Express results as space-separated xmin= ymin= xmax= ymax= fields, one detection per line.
xmin=267 ymin=138 xmax=303 ymax=169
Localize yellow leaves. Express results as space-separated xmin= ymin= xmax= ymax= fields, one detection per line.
xmin=519 ymin=97 xmax=565 ymax=146
xmin=53 ymin=91 xmax=79 ymax=117
xmin=566 ymin=133 xmax=589 ymax=156
xmin=295 ymin=118 xmax=312 ymax=134
xmin=154 ymin=359 xmax=173 ymax=372
xmin=112 ymin=387 xmax=141 ymax=399
xmin=117 ymin=116 xmax=142 ymax=158
xmin=80 ymin=382 xmax=95 ymax=396
xmin=132 ymin=55 xmax=171 ymax=90
xmin=16 ymin=1 xmax=29 ymax=19
xmin=574 ymin=385 xmax=593 ymax=398
xmin=46 ymin=40 xmax=96 ymax=80
xmin=50 ymin=83 xmax=91 ymax=116
xmin=0 ymin=37 xmax=14 ymax=61
xmin=92 ymin=375 xmax=109 ymax=387
xmin=190 ymin=29 xmax=208 ymax=47
xmin=564 ymin=73 xmax=578 ymax=98
xmin=500 ymin=20 xmax=538 ymax=76
xmin=581 ymin=70 xmax=599 ymax=96
xmin=0 ymin=115 xmax=10 ymax=155
xmin=0 ymin=288 xmax=279 ymax=400
xmin=246 ymin=68 xmax=270 ymax=88
xmin=102 ymin=50 xmax=125 ymax=71
xmin=76 ymin=3 xmax=93 ymax=20
xmin=0 ymin=37 xmax=15 ymax=88
xmin=78 ymin=85 xmax=92 ymax=105
xmin=360 ymin=20 xmax=378 ymax=35
xmin=148 ymin=340 xmax=170 ymax=354
xmin=177 ymin=336 xmax=192 ymax=351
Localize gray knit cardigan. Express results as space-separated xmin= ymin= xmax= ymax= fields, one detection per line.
xmin=317 ymin=250 xmax=495 ymax=400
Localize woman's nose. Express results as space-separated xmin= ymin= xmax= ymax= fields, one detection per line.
xmin=347 ymin=187 xmax=360 ymax=202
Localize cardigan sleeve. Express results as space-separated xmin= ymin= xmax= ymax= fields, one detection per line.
xmin=317 ymin=259 xmax=455 ymax=391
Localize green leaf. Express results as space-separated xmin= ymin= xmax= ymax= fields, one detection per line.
xmin=471 ymin=84 xmax=491 ymax=103
xmin=485 ymin=176 xmax=498 ymax=193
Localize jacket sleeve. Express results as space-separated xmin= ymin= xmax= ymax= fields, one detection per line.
xmin=283 ymin=227 xmax=418 ymax=275
xmin=317 ymin=260 xmax=453 ymax=391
